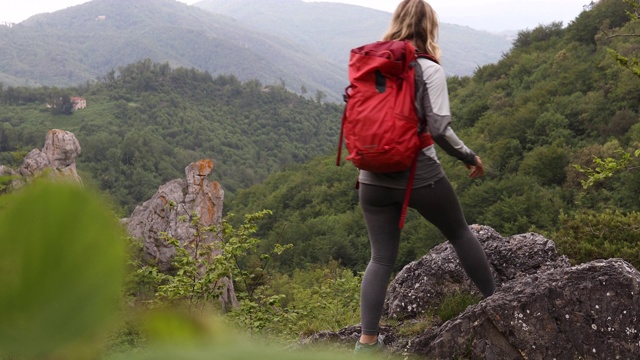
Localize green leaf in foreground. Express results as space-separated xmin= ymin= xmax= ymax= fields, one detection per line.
xmin=0 ymin=181 xmax=126 ymax=357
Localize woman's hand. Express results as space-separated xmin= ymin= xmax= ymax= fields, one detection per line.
xmin=466 ymin=156 xmax=484 ymax=178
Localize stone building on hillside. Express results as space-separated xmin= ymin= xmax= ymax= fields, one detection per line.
xmin=71 ymin=97 xmax=87 ymax=111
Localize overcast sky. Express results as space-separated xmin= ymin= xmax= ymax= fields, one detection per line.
xmin=0 ymin=0 xmax=590 ymax=32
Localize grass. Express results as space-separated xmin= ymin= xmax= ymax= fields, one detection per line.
xmin=437 ymin=292 xmax=481 ymax=322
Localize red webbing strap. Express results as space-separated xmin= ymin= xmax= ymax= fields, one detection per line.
xmin=336 ymin=107 xmax=346 ymax=166
xmin=399 ymin=152 xmax=419 ymax=229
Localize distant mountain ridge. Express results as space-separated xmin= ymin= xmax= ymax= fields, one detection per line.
xmin=0 ymin=0 xmax=512 ymax=100
xmin=194 ymin=0 xmax=513 ymax=77
xmin=0 ymin=0 xmax=344 ymax=100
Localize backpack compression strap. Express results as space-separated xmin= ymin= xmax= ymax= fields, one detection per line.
xmin=398 ymin=151 xmax=419 ymax=229
xmin=398 ymin=53 xmax=438 ymax=229
xmin=336 ymin=85 xmax=351 ymax=167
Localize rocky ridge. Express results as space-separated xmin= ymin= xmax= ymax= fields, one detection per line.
xmin=123 ymin=159 xmax=237 ymax=308
xmin=304 ymin=225 xmax=640 ymax=359
xmin=0 ymin=129 xmax=82 ymax=189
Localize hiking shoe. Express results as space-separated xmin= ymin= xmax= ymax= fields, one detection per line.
xmin=354 ymin=334 xmax=385 ymax=354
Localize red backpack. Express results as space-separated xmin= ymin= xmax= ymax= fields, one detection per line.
xmin=336 ymin=40 xmax=437 ymax=228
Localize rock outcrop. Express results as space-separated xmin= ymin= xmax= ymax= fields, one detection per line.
xmin=304 ymin=225 xmax=640 ymax=359
xmin=385 ymin=225 xmax=571 ymax=320
xmin=408 ymin=258 xmax=640 ymax=359
xmin=124 ymin=159 xmax=237 ymax=308
xmin=0 ymin=165 xmax=14 ymax=179
xmin=0 ymin=129 xmax=82 ymax=189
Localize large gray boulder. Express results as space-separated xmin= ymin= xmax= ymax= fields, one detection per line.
xmin=21 ymin=129 xmax=81 ymax=180
xmin=303 ymin=226 xmax=640 ymax=359
xmin=385 ymin=225 xmax=571 ymax=320
xmin=125 ymin=159 xmax=224 ymax=269
xmin=124 ymin=159 xmax=236 ymax=308
xmin=409 ymin=258 xmax=640 ymax=359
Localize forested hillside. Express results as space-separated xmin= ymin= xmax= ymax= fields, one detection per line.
xmin=226 ymin=0 xmax=640 ymax=272
xmin=0 ymin=60 xmax=343 ymax=214
xmin=226 ymin=156 xmax=446 ymax=273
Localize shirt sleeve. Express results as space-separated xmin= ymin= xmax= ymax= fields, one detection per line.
xmin=417 ymin=58 xmax=477 ymax=166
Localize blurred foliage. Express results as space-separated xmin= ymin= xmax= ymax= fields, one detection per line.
xmin=0 ymin=181 xmax=125 ymax=358
xmin=0 ymin=181 xmax=375 ymax=359
xmin=106 ymin=338 xmax=370 ymax=360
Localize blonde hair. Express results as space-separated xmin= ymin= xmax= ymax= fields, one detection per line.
xmin=382 ymin=0 xmax=441 ymax=61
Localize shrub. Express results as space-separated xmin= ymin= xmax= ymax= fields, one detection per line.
xmin=552 ymin=209 xmax=640 ymax=268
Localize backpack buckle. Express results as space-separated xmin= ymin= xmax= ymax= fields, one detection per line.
xmin=343 ymin=85 xmax=352 ymax=103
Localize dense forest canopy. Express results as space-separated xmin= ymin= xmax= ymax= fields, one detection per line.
xmin=0 ymin=61 xmax=343 ymax=214
xmin=0 ymin=0 xmax=639 ymax=273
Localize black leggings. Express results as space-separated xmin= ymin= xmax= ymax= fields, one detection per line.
xmin=358 ymin=177 xmax=495 ymax=335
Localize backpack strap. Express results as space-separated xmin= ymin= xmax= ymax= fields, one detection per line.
xmin=336 ymin=85 xmax=351 ymax=167
xmin=417 ymin=53 xmax=439 ymax=64
xmin=336 ymin=106 xmax=346 ymax=167
xmin=398 ymin=53 xmax=439 ymax=229
xmin=398 ymin=152 xmax=419 ymax=229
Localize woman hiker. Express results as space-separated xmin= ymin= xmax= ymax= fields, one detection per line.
xmin=355 ymin=0 xmax=496 ymax=352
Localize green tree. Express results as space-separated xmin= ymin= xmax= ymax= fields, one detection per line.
xmin=573 ymin=0 xmax=640 ymax=188
xmin=518 ymin=143 xmax=570 ymax=186
xmin=513 ymin=22 xmax=564 ymax=50
xmin=49 ymin=94 xmax=74 ymax=115
xmin=525 ymin=111 xmax=573 ymax=148
xmin=566 ymin=0 xmax=631 ymax=45
xmin=552 ymin=209 xmax=640 ymax=269
xmin=574 ymin=148 xmax=640 ymax=188
xmin=460 ymin=175 xmax=566 ymax=235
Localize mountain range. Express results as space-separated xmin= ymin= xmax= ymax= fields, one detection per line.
xmin=194 ymin=0 xmax=514 ymax=76
xmin=0 ymin=0 xmax=512 ymax=100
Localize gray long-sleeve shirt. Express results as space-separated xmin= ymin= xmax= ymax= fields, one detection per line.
xmin=358 ymin=57 xmax=477 ymax=189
